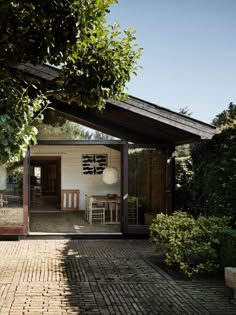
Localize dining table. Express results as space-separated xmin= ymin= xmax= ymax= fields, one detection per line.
xmin=92 ymin=195 xmax=120 ymax=224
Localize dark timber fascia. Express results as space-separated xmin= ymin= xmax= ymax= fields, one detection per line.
xmin=37 ymin=140 xmax=126 ymax=146
xmin=13 ymin=63 xmax=59 ymax=81
xmin=108 ymin=96 xmax=216 ymax=140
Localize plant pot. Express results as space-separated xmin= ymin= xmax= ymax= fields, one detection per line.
xmin=144 ymin=212 xmax=156 ymax=225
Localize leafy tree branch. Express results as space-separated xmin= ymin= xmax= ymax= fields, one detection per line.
xmin=0 ymin=0 xmax=142 ymax=163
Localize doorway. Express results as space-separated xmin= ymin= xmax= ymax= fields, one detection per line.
xmin=30 ymin=157 xmax=61 ymax=211
xmin=29 ymin=144 xmax=123 ymax=234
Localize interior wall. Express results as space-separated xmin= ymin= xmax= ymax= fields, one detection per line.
xmin=30 ymin=145 xmax=121 ymax=209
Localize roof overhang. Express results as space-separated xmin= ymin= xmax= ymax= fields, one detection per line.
xmin=51 ymin=97 xmax=216 ymax=145
xmin=13 ymin=63 xmax=216 ymax=145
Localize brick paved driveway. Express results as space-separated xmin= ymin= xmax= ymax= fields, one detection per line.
xmin=0 ymin=239 xmax=235 ymax=315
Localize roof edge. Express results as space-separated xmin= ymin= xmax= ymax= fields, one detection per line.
xmin=125 ymin=95 xmax=216 ymax=129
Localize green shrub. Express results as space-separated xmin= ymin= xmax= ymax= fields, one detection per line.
xmin=220 ymin=229 xmax=236 ymax=267
xmin=150 ymin=211 xmax=231 ymax=277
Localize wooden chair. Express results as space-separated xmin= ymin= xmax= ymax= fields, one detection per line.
xmin=32 ymin=185 xmax=42 ymax=199
xmin=61 ymin=189 xmax=80 ymax=210
xmin=128 ymin=196 xmax=139 ymax=224
xmin=85 ymin=194 xmax=90 ymax=221
xmin=88 ymin=197 xmax=105 ymax=224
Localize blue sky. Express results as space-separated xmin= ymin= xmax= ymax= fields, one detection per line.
xmin=107 ymin=0 xmax=236 ymax=123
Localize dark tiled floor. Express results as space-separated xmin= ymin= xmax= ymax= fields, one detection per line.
xmin=30 ymin=212 xmax=121 ymax=233
xmin=30 ymin=195 xmax=121 ymax=233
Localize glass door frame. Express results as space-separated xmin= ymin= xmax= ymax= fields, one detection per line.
xmin=122 ymin=143 xmax=175 ymax=235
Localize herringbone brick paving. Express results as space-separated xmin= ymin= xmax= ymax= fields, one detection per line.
xmin=0 ymin=239 xmax=235 ymax=314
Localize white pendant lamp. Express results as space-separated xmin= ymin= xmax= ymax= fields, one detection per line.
xmin=102 ymin=149 xmax=119 ymax=184
xmin=102 ymin=167 xmax=119 ymax=184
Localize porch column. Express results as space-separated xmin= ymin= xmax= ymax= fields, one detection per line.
xmin=121 ymin=141 xmax=128 ymax=233
xmin=165 ymin=146 xmax=175 ymax=214
xmin=23 ymin=148 xmax=30 ymax=234
xmin=171 ymin=147 xmax=176 ymax=211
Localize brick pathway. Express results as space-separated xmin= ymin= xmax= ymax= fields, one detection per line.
xmin=0 ymin=239 xmax=235 ymax=315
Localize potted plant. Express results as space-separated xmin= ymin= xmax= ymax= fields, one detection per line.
xmin=144 ymin=209 xmax=157 ymax=225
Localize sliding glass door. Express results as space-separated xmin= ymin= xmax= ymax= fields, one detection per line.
xmin=127 ymin=146 xmax=171 ymax=233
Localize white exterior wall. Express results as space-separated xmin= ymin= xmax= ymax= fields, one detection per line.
xmin=31 ymin=145 xmax=121 ymax=209
xmin=0 ymin=165 xmax=7 ymax=190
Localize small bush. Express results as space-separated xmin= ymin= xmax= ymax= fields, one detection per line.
xmin=150 ymin=211 xmax=231 ymax=277
xmin=220 ymin=229 xmax=236 ymax=267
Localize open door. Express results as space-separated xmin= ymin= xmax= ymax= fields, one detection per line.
xmin=30 ymin=157 xmax=61 ymax=211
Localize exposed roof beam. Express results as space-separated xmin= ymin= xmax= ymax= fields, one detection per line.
xmin=51 ymin=101 xmax=166 ymax=144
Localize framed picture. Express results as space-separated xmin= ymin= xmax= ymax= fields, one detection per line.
xmin=82 ymin=154 xmax=107 ymax=175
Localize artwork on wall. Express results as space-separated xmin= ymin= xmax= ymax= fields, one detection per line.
xmin=82 ymin=154 xmax=108 ymax=175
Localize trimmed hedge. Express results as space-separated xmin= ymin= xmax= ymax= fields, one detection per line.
xmin=220 ymin=229 xmax=236 ymax=267
xmin=150 ymin=211 xmax=231 ymax=277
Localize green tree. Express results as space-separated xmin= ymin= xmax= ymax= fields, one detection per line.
xmin=0 ymin=0 xmax=141 ymax=164
xmin=175 ymin=107 xmax=193 ymax=211
xmin=92 ymin=130 xmax=116 ymax=140
xmin=191 ymin=128 xmax=236 ymax=218
xmin=191 ymin=102 xmax=236 ymax=219
xmin=175 ymin=103 xmax=236 ymax=218
xmin=212 ymin=102 xmax=236 ymax=128
xmin=37 ymin=120 xmax=93 ymax=140
xmin=175 ymin=144 xmax=193 ymax=211
xmin=178 ymin=106 xmax=192 ymax=117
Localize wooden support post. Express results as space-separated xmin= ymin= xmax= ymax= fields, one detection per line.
xmin=165 ymin=146 xmax=175 ymax=214
xmin=23 ymin=149 xmax=30 ymax=234
xmin=121 ymin=141 xmax=128 ymax=233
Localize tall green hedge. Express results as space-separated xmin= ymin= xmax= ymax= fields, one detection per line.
xmin=191 ymin=127 xmax=236 ymax=219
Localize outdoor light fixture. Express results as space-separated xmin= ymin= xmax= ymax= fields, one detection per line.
xmin=102 ymin=166 xmax=119 ymax=184
xmin=102 ymin=149 xmax=119 ymax=184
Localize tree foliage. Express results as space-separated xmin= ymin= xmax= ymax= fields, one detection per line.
xmin=191 ymin=103 xmax=236 ymax=218
xmin=175 ymin=107 xmax=193 ymax=211
xmin=175 ymin=144 xmax=193 ymax=211
xmin=175 ymin=103 xmax=236 ymax=219
xmin=92 ymin=130 xmax=116 ymax=140
xmin=0 ymin=0 xmax=141 ymax=164
xmin=37 ymin=121 xmax=93 ymax=140
xmin=212 ymin=102 xmax=236 ymax=128
xmin=191 ymin=127 xmax=236 ymax=218
xmin=0 ymin=69 xmax=48 ymax=164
